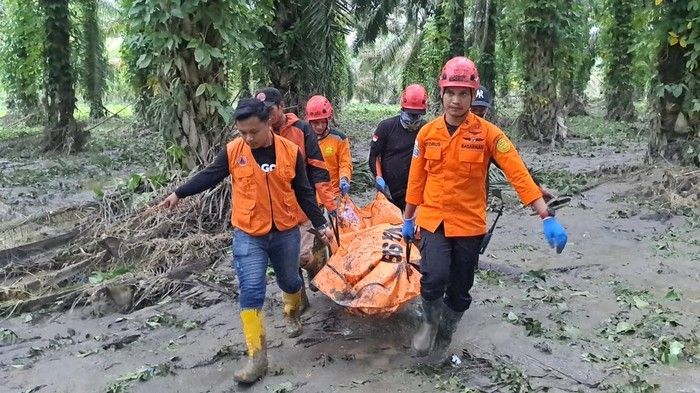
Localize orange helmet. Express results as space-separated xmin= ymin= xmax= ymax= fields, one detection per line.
xmin=438 ymin=56 xmax=480 ymax=93
xmin=400 ymin=84 xmax=428 ymax=113
xmin=305 ymin=95 xmax=333 ymax=121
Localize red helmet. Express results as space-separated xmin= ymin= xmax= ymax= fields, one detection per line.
xmin=400 ymin=84 xmax=428 ymax=112
xmin=305 ymin=95 xmax=333 ymax=121
xmin=438 ymin=56 xmax=480 ymax=93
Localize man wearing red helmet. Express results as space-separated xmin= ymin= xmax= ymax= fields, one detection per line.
xmin=403 ymin=57 xmax=569 ymax=356
xmin=369 ymin=84 xmax=429 ymax=211
xmin=305 ymin=95 xmax=353 ymax=198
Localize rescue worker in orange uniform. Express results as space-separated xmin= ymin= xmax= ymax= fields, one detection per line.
xmin=255 ymin=87 xmax=337 ymax=303
xmin=403 ymin=57 xmax=569 ymax=356
xmin=369 ymin=84 xmax=429 ymax=211
xmin=305 ymin=95 xmax=353 ymax=198
xmin=159 ymin=98 xmax=334 ymax=383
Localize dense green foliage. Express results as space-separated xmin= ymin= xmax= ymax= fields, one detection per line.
xmin=123 ymin=0 xmax=268 ymax=169
xmin=257 ymin=1 xmax=352 ymax=109
xmin=77 ymin=0 xmax=108 ymax=119
xmin=601 ymin=0 xmax=636 ymax=121
xmin=40 ymin=0 xmax=86 ymax=152
xmin=0 ymin=0 xmax=44 ymax=122
xmin=0 ymin=0 xmax=695 ymax=166
xmin=648 ymin=0 xmax=699 ymax=165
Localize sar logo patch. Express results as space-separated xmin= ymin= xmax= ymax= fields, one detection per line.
xmin=496 ymin=138 xmax=511 ymax=154
xmin=412 ymin=142 xmax=420 ymax=158
xmin=237 ymin=155 xmax=248 ymax=166
xmin=324 ymin=146 xmax=334 ymax=155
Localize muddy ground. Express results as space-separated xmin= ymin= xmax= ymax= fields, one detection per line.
xmin=1 ymin=108 xmax=699 ymax=393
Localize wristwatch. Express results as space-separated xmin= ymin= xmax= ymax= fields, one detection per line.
xmin=315 ymin=222 xmax=330 ymax=232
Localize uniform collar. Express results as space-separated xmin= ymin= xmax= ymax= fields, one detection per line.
xmin=277 ymin=112 xmax=300 ymax=133
xmin=437 ymin=112 xmax=479 ymax=136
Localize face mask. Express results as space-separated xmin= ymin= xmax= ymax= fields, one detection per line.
xmin=400 ymin=111 xmax=424 ymax=131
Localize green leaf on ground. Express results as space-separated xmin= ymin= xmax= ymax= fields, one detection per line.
xmin=615 ymin=321 xmax=636 ymax=334
xmin=665 ymin=289 xmax=682 ymax=301
xmin=0 ymin=329 xmax=19 ymax=345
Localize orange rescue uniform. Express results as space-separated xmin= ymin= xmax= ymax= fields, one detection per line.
xmin=278 ymin=113 xmax=336 ymax=212
xmin=318 ymin=129 xmax=353 ymax=197
xmin=405 ymin=112 xmax=542 ymax=237
xmin=227 ymin=135 xmax=300 ymax=236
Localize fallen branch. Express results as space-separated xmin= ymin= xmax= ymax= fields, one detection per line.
xmin=83 ymin=104 xmax=132 ymax=133
xmin=544 ymin=263 xmax=603 ymax=274
xmin=464 ymin=343 xmax=602 ymax=390
xmin=187 ymin=344 xmax=245 ymax=369
xmin=0 ymin=229 xmax=80 ymax=266
xmin=1 ymin=257 xmax=93 ymax=302
xmin=0 ymin=203 xmax=98 ymax=233
xmin=1 ymin=113 xmax=34 ymax=129
xmin=102 ymin=333 xmax=140 ymax=350
xmin=522 ymin=353 xmax=601 ymax=389
xmin=1 ymin=287 xmax=82 ymax=317
xmin=578 ymin=166 xmax=649 ymax=193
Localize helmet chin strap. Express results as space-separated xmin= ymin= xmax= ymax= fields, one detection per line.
xmin=316 ymin=125 xmax=330 ymax=139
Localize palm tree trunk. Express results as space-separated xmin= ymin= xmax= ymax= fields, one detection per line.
xmin=159 ymin=10 xmax=228 ymax=170
xmin=604 ymin=0 xmax=636 ymax=121
xmin=448 ymin=0 xmax=465 ymax=57
xmin=648 ymin=7 xmax=698 ymax=166
xmin=81 ymin=0 xmax=107 ymax=119
xmin=518 ymin=0 xmax=560 ymax=142
xmin=40 ymin=0 xmax=87 ymax=153
xmin=479 ymin=0 xmax=497 ymax=94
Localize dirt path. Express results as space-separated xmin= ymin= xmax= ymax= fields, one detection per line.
xmin=1 ymin=114 xmax=699 ymax=393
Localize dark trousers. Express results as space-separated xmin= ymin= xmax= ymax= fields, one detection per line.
xmin=385 ymin=179 xmax=406 ymax=211
xmin=419 ymin=224 xmax=484 ymax=312
xmin=392 ymin=197 xmax=406 ymax=212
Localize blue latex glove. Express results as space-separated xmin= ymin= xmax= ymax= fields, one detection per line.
xmin=339 ymin=177 xmax=350 ymax=196
xmin=375 ymin=176 xmax=387 ymax=192
xmin=543 ymin=217 xmax=568 ymax=254
xmin=402 ymin=216 xmax=415 ymax=241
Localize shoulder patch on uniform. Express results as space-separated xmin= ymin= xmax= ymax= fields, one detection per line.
xmin=496 ymin=138 xmax=512 ymax=153
xmin=237 ymin=155 xmax=248 ymax=166
xmin=324 ymin=145 xmax=335 ymax=155
xmin=412 ymin=141 xmax=420 ymax=158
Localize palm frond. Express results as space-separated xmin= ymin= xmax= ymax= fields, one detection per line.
xmin=368 ymin=25 xmax=417 ymax=72
xmin=353 ymin=0 xmax=403 ymax=48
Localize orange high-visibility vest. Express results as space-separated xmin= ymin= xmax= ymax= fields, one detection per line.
xmin=227 ymin=134 xmax=301 ymax=236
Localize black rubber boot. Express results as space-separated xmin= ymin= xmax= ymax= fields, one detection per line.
xmin=411 ymin=297 xmax=443 ymax=357
xmin=434 ymin=305 xmax=464 ymax=353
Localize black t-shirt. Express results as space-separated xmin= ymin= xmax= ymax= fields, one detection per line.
xmin=445 ymin=119 xmax=459 ymax=136
xmin=368 ymin=115 xmax=419 ymax=202
xmin=175 ymin=141 xmax=326 ymax=229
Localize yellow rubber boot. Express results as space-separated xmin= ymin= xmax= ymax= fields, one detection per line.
xmin=234 ymin=309 xmax=268 ymax=384
xmin=282 ymin=290 xmax=303 ymax=338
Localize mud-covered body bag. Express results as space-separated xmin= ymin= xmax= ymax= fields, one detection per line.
xmin=313 ymin=194 xmax=421 ymax=316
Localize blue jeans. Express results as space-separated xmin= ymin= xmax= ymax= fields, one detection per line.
xmin=232 ymin=227 xmax=302 ymax=309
